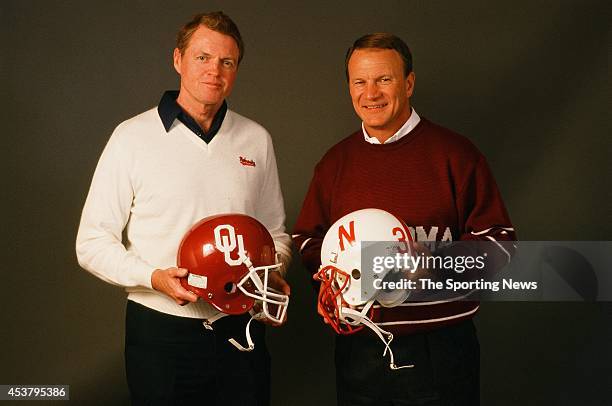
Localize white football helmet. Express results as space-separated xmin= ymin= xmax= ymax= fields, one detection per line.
xmin=314 ymin=208 xmax=415 ymax=369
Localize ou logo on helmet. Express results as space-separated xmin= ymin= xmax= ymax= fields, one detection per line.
xmin=213 ymin=224 xmax=246 ymax=266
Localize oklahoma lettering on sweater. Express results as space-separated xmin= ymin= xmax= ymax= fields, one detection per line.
xmin=77 ymin=107 xmax=291 ymax=320
xmin=293 ymin=117 xmax=515 ymax=334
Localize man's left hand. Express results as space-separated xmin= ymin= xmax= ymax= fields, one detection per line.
xmin=267 ymin=271 xmax=290 ymax=296
xmin=254 ymin=271 xmax=290 ymax=326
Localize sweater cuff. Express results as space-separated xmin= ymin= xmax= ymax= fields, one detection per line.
xmin=131 ymin=260 xmax=156 ymax=289
xmin=274 ymin=242 xmax=292 ymax=278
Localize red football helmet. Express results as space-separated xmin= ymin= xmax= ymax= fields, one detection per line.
xmin=178 ymin=214 xmax=288 ymax=327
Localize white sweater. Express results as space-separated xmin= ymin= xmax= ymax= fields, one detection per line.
xmin=76 ymin=107 xmax=292 ymax=319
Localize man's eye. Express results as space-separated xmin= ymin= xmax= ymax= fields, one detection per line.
xmin=381 ymin=77 xmax=391 ymax=83
xmin=197 ymin=55 xmax=208 ymax=61
xmin=223 ymin=60 xmax=235 ymax=68
xmin=354 ymin=81 xmax=365 ymax=86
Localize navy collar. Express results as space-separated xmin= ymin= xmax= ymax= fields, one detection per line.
xmin=157 ymin=90 xmax=228 ymax=143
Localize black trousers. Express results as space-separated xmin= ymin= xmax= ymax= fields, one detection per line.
xmin=125 ymin=301 xmax=270 ymax=406
xmin=335 ymin=319 xmax=480 ymax=406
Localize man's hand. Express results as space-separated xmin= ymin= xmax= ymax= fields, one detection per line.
xmin=254 ymin=271 xmax=290 ymax=326
xmin=151 ymin=267 xmax=199 ymax=306
xmin=317 ymin=300 xmax=331 ymax=325
xmin=267 ymin=271 xmax=290 ymax=296
xmin=404 ymin=242 xmax=436 ymax=280
xmin=314 ymin=281 xmax=331 ymax=324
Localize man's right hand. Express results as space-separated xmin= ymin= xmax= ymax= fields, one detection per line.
xmin=317 ymin=300 xmax=331 ymax=325
xmin=151 ymin=267 xmax=199 ymax=306
xmin=317 ymin=282 xmax=337 ymax=325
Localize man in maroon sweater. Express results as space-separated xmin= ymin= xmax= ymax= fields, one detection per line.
xmin=293 ymin=33 xmax=515 ymax=405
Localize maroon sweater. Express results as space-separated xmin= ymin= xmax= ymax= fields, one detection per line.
xmin=293 ymin=118 xmax=516 ymax=334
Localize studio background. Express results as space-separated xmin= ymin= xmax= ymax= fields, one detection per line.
xmin=2 ymin=1 xmax=610 ymax=405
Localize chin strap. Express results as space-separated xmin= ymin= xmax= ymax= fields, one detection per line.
xmin=202 ymin=309 xmax=259 ymax=352
xmin=228 ymin=311 xmax=257 ymax=352
xmin=341 ymin=303 xmax=414 ymax=370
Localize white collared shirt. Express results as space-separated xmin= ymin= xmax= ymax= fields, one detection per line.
xmin=362 ymin=108 xmax=421 ymax=144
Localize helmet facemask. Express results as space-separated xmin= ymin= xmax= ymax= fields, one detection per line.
xmin=238 ymin=253 xmax=289 ymax=324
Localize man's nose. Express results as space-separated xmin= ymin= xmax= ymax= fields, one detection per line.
xmin=365 ymin=82 xmax=380 ymax=99
xmin=205 ymin=59 xmax=222 ymax=76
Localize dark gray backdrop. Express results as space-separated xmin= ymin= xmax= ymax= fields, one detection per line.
xmin=2 ymin=1 xmax=610 ymax=405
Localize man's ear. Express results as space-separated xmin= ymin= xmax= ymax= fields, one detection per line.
xmin=173 ymin=48 xmax=182 ymax=75
xmin=405 ymin=71 xmax=416 ymax=98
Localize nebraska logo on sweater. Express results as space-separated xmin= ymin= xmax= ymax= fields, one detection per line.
xmin=239 ymin=156 xmax=256 ymax=167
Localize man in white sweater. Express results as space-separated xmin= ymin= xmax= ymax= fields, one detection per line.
xmin=76 ymin=11 xmax=291 ymax=405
